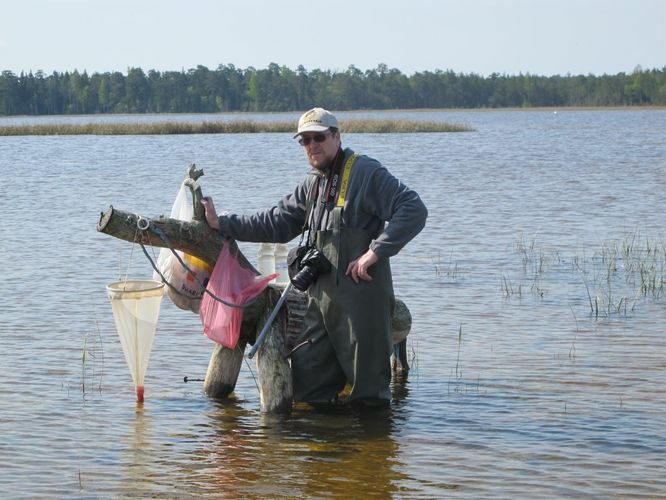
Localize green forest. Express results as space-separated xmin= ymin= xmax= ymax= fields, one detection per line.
xmin=1 ymin=63 xmax=665 ymax=116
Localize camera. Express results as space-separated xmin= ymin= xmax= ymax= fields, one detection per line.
xmin=288 ymin=246 xmax=331 ymax=291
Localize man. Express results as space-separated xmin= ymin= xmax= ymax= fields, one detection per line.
xmin=201 ymin=107 xmax=427 ymax=408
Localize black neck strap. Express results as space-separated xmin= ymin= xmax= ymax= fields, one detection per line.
xmin=322 ymin=148 xmax=345 ymax=209
xmin=302 ymin=148 xmax=345 ymax=245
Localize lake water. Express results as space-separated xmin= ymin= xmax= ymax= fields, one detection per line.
xmin=1 ymin=109 xmax=665 ymax=497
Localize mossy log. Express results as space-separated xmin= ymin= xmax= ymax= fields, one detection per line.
xmin=96 ymin=165 xmax=411 ymax=413
xmin=96 ymin=204 xmax=268 ymax=340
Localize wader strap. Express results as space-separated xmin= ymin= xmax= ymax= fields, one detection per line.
xmin=303 ymin=175 xmax=320 ymax=246
xmin=331 ymin=207 xmax=343 ymax=284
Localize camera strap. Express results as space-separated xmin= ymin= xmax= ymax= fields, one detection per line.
xmin=320 ymin=151 xmax=357 ymax=214
xmin=322 ymin=150 xmax=344 ymax=208
xmin=303 ymin=151 xmax=357 ymax=247
xmin=303 ymin=149 xmax=342 ymax=245
xmin=336 ymin=154 xmax=357 ymax=208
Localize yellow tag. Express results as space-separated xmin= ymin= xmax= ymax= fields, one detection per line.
xmin=336 ymin=154 xmax=357 ymax=208
xmin=183 ymin=253 xmax=213 ymax=273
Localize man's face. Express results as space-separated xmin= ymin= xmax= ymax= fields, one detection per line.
xmin=299 ymin=130 xmax=341 ymax=171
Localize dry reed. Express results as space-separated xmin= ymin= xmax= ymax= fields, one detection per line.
xmin=0 ymin=118 xmax=473 ymax=136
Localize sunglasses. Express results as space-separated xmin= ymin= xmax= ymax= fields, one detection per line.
xmin=298 ymin=131 xmax=331 ymax=146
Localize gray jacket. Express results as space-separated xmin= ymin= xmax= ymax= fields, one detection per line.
xmin=218 ymin=148 xmax=427 ymax=260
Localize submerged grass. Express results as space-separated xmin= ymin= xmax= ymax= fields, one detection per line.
xmin=0 ymin=118 xmax=473 ymax=136
xmin=81 ymin=319 xmax=104 ymax=395
xmin=507 ymin=230 xmax=666 ymax=319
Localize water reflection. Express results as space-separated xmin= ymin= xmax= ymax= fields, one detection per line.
xmin=124 ymin=406 xmax=153 ymax=493
xmin=152 ymin=384 xmax=408 ymax=497
xmin=194 ymin=402 xmax=407 ymax=497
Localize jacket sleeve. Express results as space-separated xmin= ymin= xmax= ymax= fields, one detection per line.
xmin=217 ymin=175 xmax=314 ymax=243
xmin=359 ymin=160 xmax=428 ymax=259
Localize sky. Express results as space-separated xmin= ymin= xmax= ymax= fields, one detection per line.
xmin=2 ymin=0 xmax=664 ymax=77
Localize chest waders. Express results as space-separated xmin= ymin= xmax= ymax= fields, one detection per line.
xmin=291 ymin=155 xmax=396 ymax=407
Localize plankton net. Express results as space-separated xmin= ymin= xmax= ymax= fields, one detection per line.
xmin=106 ymin=280 xmax=164 ymax=402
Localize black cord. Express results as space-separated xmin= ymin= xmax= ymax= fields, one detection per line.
xmin=139 ymin=224 xmax=259 ymax=309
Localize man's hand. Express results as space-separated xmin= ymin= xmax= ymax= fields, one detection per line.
xmin=346 ymin=249 xmax=379 ymax=283
xmin=200 ymin=197 xmax=220 ymax=230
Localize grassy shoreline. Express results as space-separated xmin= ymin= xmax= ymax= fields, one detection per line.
xmin=0 ymin=119 xmax=473 ymax=136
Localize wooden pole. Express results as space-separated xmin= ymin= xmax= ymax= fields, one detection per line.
xmin=255 ymin=288 xmax=293 ymax=413
xmin=204 ymin=342 xmax=247 ymax=399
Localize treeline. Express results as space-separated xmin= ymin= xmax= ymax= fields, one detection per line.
xmin=1 ymin=63 xmax=665 ymax=116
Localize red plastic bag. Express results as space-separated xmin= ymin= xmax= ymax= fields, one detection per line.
xmin=199 ymin=245 xmax=277 ymax=348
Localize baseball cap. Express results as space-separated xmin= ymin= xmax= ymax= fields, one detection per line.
xmin=293 ymin=107 xmax=339 ymax=138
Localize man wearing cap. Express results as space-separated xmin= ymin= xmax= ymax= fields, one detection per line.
xmin=202 ymin=107 xmax=427 ymax=408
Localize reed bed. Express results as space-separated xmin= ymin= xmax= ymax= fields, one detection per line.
xmin=0 ymin=118 xmax=473 ymax=136
xmin=341 ymin=119 xmax=472 ymax=133
xmin=507 ymin=231 xmax=666 ymax=319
